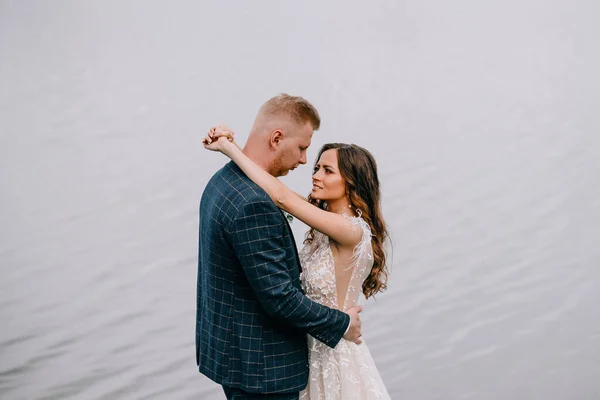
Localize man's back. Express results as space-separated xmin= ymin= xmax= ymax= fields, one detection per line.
xmin=197 ymin=161 xmax=313 ymax=393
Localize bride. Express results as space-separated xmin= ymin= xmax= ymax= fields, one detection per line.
xmin=204 ymin=126 xmax=391 ymax=400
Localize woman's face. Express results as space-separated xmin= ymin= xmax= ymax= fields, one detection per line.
xmin=311 ymin=149 xmax=347 ymax=202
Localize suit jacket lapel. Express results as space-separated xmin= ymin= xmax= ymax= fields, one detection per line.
xmin=279 ymin=210 xmax=302 ymax=274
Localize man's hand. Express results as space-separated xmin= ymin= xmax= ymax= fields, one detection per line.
xmin=343 ymin=305 xmax=363 ymax=344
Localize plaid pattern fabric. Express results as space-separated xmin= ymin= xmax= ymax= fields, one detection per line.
xmin=223 ymin=386 xmax=299 ymax=399
xmin=196 ymin=162 xmax=350 ymax=394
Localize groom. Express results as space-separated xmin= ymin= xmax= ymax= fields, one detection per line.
xmin=197 ymin=94 xmax=363 ymax=399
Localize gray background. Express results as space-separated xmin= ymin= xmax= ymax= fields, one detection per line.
xmin=1 ymin=1 xmax=599 ymax=399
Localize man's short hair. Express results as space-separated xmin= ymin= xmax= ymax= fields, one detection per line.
xmin=260 ymin=93 xmax=321 ymax=130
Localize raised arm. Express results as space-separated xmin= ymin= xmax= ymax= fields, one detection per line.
xmin=206 ymin=136 xmax=363 ymax=247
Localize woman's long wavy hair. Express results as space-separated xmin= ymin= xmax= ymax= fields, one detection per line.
xmin=304 ymin=143 xmax=389 ymax=299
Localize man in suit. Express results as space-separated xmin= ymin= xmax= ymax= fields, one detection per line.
xmin=197 ymin=94 xmax=363 ymax=399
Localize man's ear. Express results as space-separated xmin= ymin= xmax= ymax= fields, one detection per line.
xmin=270 ymin=130 xmax=283 ymax=147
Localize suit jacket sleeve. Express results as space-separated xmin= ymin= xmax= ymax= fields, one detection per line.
xmin=228 ymin=199 xmax=350 ymax=348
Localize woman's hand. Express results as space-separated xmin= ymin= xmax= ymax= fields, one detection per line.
xmin=203 ymin=124 xmax=235 ymax=144
xmin=202 ymin=124 xmax=236 ymax=154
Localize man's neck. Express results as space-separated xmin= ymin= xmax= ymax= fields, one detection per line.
xmin=242 ymin=145 xmax=272 ymax=175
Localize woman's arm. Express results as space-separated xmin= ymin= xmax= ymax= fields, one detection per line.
xmin=206 ymin=137 xmax=362 ymax=247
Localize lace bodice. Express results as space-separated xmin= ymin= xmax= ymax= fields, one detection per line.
xmin=298 ymin=216 xmax=390 ymax=399
xmin=299 ymin=216 xmax=373 ymax=312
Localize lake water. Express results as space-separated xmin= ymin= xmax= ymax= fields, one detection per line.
xmin=1 ymin=1 xmax=599 ymax=399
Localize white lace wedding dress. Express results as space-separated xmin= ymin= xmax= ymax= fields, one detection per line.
xmin=299 ymin=216 xmax=391 ymax=400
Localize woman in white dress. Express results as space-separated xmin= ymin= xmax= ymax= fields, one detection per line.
xmin=203 ymin=126 xmax=391 ymax=400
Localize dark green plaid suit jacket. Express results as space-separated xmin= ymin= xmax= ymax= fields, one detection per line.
xmin=196 ymin=161 xmax=349 ymax=394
